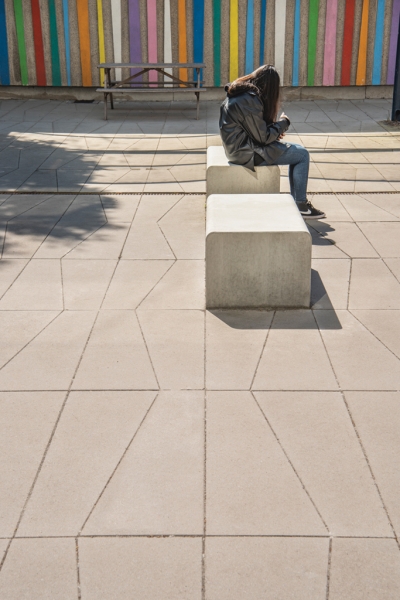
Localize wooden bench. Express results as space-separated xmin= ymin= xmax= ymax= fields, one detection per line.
xmin=206 ymin=194 xmax=312 ymax=309
xmin=206 ymin=146 xmax=280 ymax=196
xmin=97 ymin=63 xmax=207 ymax=120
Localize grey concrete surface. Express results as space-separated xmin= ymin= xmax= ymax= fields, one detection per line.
xmin=206 ymin=194 xmax=311 ymax=308
xmin=0 ymin=97 xmax=400 ymax=599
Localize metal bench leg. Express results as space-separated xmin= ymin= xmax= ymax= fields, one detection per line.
xmin=110 ymin=93 xmax=114 ymax=110
xmin=104 ymin=93 xmax=108 ymax=120
xmin=195 ymin=92 xmax=200 ymax=120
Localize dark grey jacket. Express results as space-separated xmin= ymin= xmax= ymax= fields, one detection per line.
xmin=219 ymin=90 xmax=290 ymax=170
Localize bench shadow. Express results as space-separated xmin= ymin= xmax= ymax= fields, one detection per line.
xmin=208 ymin=270 xmax=342 ymax=331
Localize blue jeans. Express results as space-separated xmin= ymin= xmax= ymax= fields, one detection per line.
xmin=259 ymin=142 xmax=310 ymax=204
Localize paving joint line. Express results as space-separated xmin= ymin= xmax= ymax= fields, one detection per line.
xmin=249 ymin=310 xmax=275 ymax=389
xmin=30 ymin=194 xmax=78 ymax=259
xmin=4 ymin=534 xmax=398 ymax=539
xmin=0 ymin=388 xmax=70 ymax=573
xmin=77 ymin=391 xmax=160 ymax=534
xmin=155 ymin=195 xmax=185 ymax=260
xmin=0 ymin=311 xmax=62 ymax=374
xmin=349 ymin=310 xmax=400 ymax=364
xmin=251 ymin=391 xmax=330 ymax=534
xmin=135 ymin=261 xmax=176 ymax=310
xmin=341 ymin=391 xmax=400 ymax=550
xmin=311 ymin=310 xmax=400 ymax=547
xmin=135 ymin=311 xmax=161 ymax=389
xmin=325 ymin=537 xmax=333 ymax=600
xmin=202 ymin=313 xmax=207 ymax=600
xmin=75 ymin=537 xmax=82 ymax=600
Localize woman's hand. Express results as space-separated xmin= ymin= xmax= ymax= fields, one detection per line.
xmin=280 ymin=111 xmax=289 ymax=122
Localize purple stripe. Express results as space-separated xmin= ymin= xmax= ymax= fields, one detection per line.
xmin=129 ymin=0 xmax=142 ymax=81
xmin=387 ymin=0 xmax=400 ymax=84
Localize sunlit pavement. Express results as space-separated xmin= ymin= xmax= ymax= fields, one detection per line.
xmin=1 ymin=97 xmax=400 ymax=598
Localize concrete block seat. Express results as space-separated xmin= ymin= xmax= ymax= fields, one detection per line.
xmin=206 ymin=194 xmax=311 ymax=309
xmin=206 ymin=146 xmax=280 ymax=197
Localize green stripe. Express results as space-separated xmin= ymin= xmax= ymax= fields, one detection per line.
xmin=48 ymin=0 xmax=61 ymax=86
xmin=213 ymin=0 xmax=221 ymax=86
xmin=307 ymin=0 xmax=319 ymax=86
xmin=13 ymin=0 xmax=28 ymax=85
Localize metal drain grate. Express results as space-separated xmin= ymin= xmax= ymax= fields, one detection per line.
xmin=0 ymin=190 xmax=399 ymax=196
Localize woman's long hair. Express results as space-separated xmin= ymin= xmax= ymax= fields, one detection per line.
xmin=226 ymin=65 xmax=281 ymax=124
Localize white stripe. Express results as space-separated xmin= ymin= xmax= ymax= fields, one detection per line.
xmin=274 ymin=0 xmax=286 ymax=83
xmin=164 ymin=0 xmax=172 ymax=86
xmin=111 ymin=0 xmax=122 ymax=80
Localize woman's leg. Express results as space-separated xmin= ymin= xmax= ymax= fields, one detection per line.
xmin=274 ymin=143 xmax=309 ymax=203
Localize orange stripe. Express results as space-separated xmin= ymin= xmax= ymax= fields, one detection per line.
xmin=178 ymin=0 xmax=188 ymax=83
xmin=356 ymin=0 xmax=369 ymax=85
xmin=76 ymin=0 xmax=92 ymax=86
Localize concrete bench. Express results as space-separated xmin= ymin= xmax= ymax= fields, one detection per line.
xmin=206 ymin=146 xmax=280 ymax=197
xmin=206 ymin=194 xmax=311 ymax=309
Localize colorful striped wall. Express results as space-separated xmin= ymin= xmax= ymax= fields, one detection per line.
xmin=0 ymin=0 xmax=399 ymax=88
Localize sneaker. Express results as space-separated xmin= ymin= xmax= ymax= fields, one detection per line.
xmin=297 ymin=200 xmax=326 ymax=220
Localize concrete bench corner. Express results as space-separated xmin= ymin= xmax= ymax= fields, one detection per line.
xmin=206 ymin=194 xmax=312 ymax=309
xmin=206 ymin=146 xmax=280 ymax=196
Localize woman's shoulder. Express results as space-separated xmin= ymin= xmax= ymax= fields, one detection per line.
xmin=227 ymin=90 xmax=263 ymax=108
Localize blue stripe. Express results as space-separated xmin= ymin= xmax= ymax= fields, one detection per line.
xmin=259 ymin=0 xmax=267 ymax=65
xmin=193 ymin=0 xmax=204 ymax=82
xmin=372 ymin=0 xmax=386 ymax=85
xmin=0 ymin=0 xmax=10 ymax=85
xmin=292 ymin=0 xmax=301 ymax=86
xmin=62 ymin=0 xmax=71 ymax=86
xmin=245 ymin=0 xmax=254 ymax=73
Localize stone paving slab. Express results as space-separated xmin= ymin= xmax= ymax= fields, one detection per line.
xmin=0 ymin=98 xmax=400 ymax=598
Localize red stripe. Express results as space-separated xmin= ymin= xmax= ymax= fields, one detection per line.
xmin=31 ymin=0 xmax=46 ymax=86
xmin=341 ymin=0 xmax=356 ymax=86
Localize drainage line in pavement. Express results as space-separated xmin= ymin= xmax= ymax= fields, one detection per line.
xmin=0 ymin=191 xmax=399 ymax=196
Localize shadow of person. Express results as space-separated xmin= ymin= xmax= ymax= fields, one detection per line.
xmin=307 ymin=221 xmax=338 ymax=248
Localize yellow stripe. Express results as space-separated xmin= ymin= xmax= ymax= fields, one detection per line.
xmin=97 ymin=0 xmax=106 ymax=85
xmin=356 ymin=0 xmax=369 ymax=85
xmin=229 ymin=0 xmax=238 ymax=81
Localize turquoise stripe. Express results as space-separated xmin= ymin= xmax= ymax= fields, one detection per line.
xmin=62 ymin=0 xmax=71 ymax=86
xmin=259 ymin=0 xmax=267 ymax=64
xmin=292 ymin=0 xmax=301 ymax=85
xmin=245 ymin=0 xmax=254 ymax=73
xmin=213 ymin=0 xmax=221 ymax=86
xmin=193 ymin=0 xmax=205 ymax=81
xmin=48 ymin=0 xmax=61 ymax=85
xmin=372 ymin=0 xmax=386 ymax=84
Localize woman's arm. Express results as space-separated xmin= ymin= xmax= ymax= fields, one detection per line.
xmin=240 ymin=98 xmax=290 ymax=146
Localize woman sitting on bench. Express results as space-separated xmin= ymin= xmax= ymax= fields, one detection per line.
xmin=219 ymin=64 xmax=325 ymax=220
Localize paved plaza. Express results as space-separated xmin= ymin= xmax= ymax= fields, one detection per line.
xmin=1 ymin=96 xmax=400 ymax=598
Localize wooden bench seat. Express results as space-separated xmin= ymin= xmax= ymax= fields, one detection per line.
xmin=97 ymin=62 xmax=206 ymax=119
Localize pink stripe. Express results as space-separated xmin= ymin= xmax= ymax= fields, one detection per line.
xmin=323 ymin=0 xmax=338 ymax=86
xmin=147 ymin=0 xmax=158 ymax=84
xmin=387 ymin=0 xmax=400 ymax=84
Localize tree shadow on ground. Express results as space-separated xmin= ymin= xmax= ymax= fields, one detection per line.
xmin=0 ymin=191 xmax=123 ymax=259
